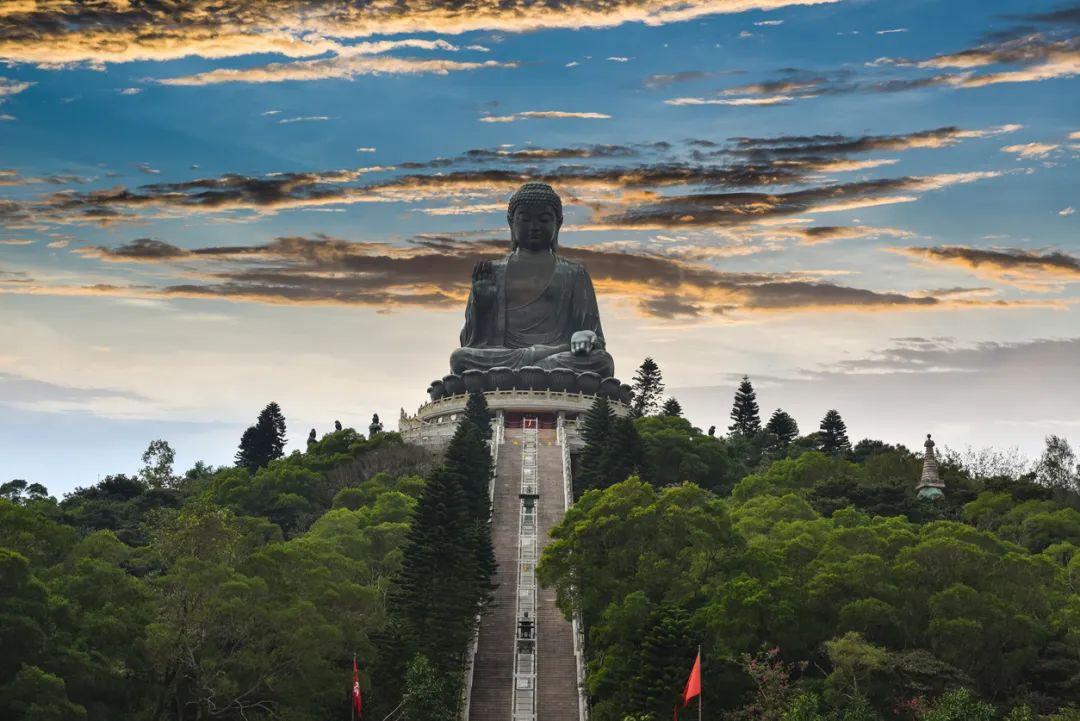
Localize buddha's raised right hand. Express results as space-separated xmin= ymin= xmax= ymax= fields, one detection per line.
xmin=472 ymin=260 xmax=497 ymax=307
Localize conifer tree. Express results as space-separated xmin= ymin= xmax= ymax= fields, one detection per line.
xmin=661 ymin=397 xmax=683 ymax=417
xmin=631 ymin=603 xmax=695 ymax=719
xmin=764 ymin=408 xmax=799 ymax=454
xmin=728 ymin=375 xmax=761 ymax=436
xmin=395 ymin=418 xmax=495 ymax=682
xmin=631 ymin=357 xmax=665 ymax=417
xmin=818 ymin=409 xmax=851 ymax=456
xmin=577 ymin=396 xmax=614 ymax=495
xmin=235 ymin=402 xmax=287 ymax=471
xmin=369 ymin=413 xmax=384 ymax=437
xmin=464 ymin=390 xmax=493 ymax=441
xmin=601 ymin=415 xmax=643 ymax=486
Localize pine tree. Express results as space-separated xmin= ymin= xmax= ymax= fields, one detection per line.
xmin=235 ymin=402 xmax=287 ymax=471
xmin=600 ymin=415 xmax=643 ymax=487
xmin=464 ymin=390 xmax=493 ymax=441
xmin=369 ymin=413 xmax=384 ymax=437
xmin=728 ymin=375 xmax=761 ymax=436
xmin=631 ymin=604 xmax=695 ymax=719
xmin=764 ymin=408 xmax=799 ymax=455
xmin=661 ymin=397 xmax=683 ymax=417
xmin=631 ymin=357 xmax=664 ymax=417
xmin=819 ymin=409 xmax=851 ymax=456
xmin=577 ymin=396 xmax=614 ymax=495
xmin=395 ymin=418 xmax=495 ymax=680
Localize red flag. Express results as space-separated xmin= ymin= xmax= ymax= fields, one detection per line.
xmin=674 ymin=649 xmax=701 ymax=720
xmin=351 ymin=656 xmax=363 ymax=718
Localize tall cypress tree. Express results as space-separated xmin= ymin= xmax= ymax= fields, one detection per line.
xmin=765 ymin=408 xmax=799 ymax=454
xmin=464 ymin=390 xmax=493 ymax=441
xmin=631 ymin=357 xmax=665 ymax=418
xmin=236 ymin=401 xmax=287 ymax=471
xmin=728 ymin=375 xmax=761 ymax=436
xmin=577 ymin=396 xmax=614 ymax=495
xmin=819 ymin=409 xmax=851 ymax=456
xmin=661 ymin=397 xmax=683 ymax=417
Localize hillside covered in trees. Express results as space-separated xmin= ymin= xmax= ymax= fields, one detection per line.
xmin=3 ymin=373 xmax=1080 ymax=721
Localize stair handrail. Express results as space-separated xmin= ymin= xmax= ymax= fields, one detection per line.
xmin=556 ymin=417 xmax=589 ymax=721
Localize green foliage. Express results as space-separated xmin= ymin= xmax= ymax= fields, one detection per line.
xmin=236 ymin=401 xmax=288 ymax=472
xmin=663 ymin=397 xmax=684 ymax=417
xmin=730 ymin=375 xmax=762 ymax=437
xmin=464 ymin=390 xmax=493 ymax=440
xmin=140 ymin=439 xmax=177 ymax=488
xmin=923 ymin=688 xmax=995 ymax=721
xmin=635 ymin=415 xmax=740 ymax=494
xmin=819 ymin=410 xmax=851 ymax=457
xmin=402 ymin=654 xmax=458 ymax=721
xmin=765 ymin=409 xmax=799 ymax=456
xmin=631 ymin=357 xmax=665 ymax=417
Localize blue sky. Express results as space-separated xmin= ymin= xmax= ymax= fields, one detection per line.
xmin=1 ymin=0 xmax=1078 ymax=493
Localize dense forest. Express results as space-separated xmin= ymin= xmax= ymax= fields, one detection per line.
xmin=3 ymin=366 xmax=1080 ymax=721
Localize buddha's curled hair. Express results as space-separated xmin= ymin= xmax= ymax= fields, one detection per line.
xmin=506 ymin=182 xmax=563 ymax=225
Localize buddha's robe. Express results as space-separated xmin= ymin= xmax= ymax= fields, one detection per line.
xmin=449 ymin=255 xmax=615 ymax=376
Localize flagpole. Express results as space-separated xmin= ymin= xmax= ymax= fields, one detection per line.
xmin=698 ymin=645 xmax=702 ymax=721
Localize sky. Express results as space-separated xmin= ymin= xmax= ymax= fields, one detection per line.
xmin=1 ymin=0 xmax=1078 ymax=494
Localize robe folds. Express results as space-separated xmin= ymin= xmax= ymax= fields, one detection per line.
xmin=449 ymin=255 xmax=615 ymax=376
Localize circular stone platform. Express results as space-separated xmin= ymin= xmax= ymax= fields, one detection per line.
xmin=399 ymin=388 xmax=630 ymax=452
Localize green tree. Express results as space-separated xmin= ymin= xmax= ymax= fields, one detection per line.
xmin=236 ymin=402 xmax=288 ymax=471
xmin=464 ymin=390 xmax=493 ymax=441
xmin=765 ymin=409 xmax=799 ymax=455
xmin=601 ymin=416 xmax=644 ymax=489
xmin=729 ymin=375 xmax=762 ymax=436
xmin=140 ymin=439 xmax=177 ymax=488
xmin=662 ymin=397 xmax=684 ymax=417
xmin=578 ymin=396 xmax=615 ymax=495
xmin=1037 ymin=435 xmax=1078 ymax=491
xmin=819 ymin=410 xmax=851 ymax=457
xmin=402 ymin=654 xmax=458 ymax=721
xmin=631 ymin=604 xmax=696 ymax=719
xmin=631 ymin=357 xmax=665 ymax=418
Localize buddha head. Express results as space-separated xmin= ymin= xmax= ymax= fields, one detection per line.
xmin=507 ymin=182 xmax=563 ymax=253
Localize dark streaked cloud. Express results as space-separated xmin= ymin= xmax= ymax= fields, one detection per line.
xmin=3 ymin=125 xmax=1008 ymax=230
xmin=41 ymin=234 xmax=1049 ymax=317
xmin=0 ymin=1 xmax=840 ymax=67
xmin=679 ymin=11 xmax=1079 ymax=105
xmin=896 ymin=246 xmax=1080 ymax=289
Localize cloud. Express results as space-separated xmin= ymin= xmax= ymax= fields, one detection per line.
xmin=666 ymin=95 xmax=794 ymax=105
xmin=591 ymin=172 xmax=1000 ymax=229
xmin=794 ymin=225 xmax=913 ymax=245
xmin=0 ymin=0 xmax=841 ymax=68
xmin=1001 ymin=142 xmax=1059 ymax=158
xmin=644 ymin=71 xmax=712 ymax=88
xmin=278 ymin=115 xmax=332 ymax=124
xmin=754 ymin=19 xmax=783 ymax=26
xmin=18 ymin=234 xmax=1041 ymax=319
xmin=118 ymin=87 xmax=142 ymax=95
xmin=356 ymin=147 xmax=377 ymax=153
xmin=875 ymin=28 xmax=908 ymax=35
xmin=162 ymin=54 xmax=513 ymax=85
xmin=0 ymin=77 xmax=32 ymax=100
xmin=1061 ymin=207 xmax=1076 ymax=216
xmin=0 ymin=371 xmax=148 ymax=412
xmin=705 ymin=17 xmax=1080 ymax=105
xmin=1 ymin=124 xmax=1010 ymax=230
xmin=0 ymin=238 xmax=34 ymax=245
xmin=478 ymin=110 xmax=612 ymax=122
xmin=896 ymin=245 xmax=1080 ymax=290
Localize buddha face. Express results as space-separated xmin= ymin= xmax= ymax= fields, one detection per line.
xmin=511 ymin=201 xmax=560 ymax=252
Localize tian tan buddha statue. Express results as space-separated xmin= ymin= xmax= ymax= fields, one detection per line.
xmin=449 ymin=182 xmax=615 ymax=378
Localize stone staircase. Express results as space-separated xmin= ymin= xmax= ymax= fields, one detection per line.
xmin=468 ymin=426 xmax=581 ymax=721
xmin=535 ymin=429 xmax=580 ymax=721
xmin=468 ymin=428 xmax=522 ymax=721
